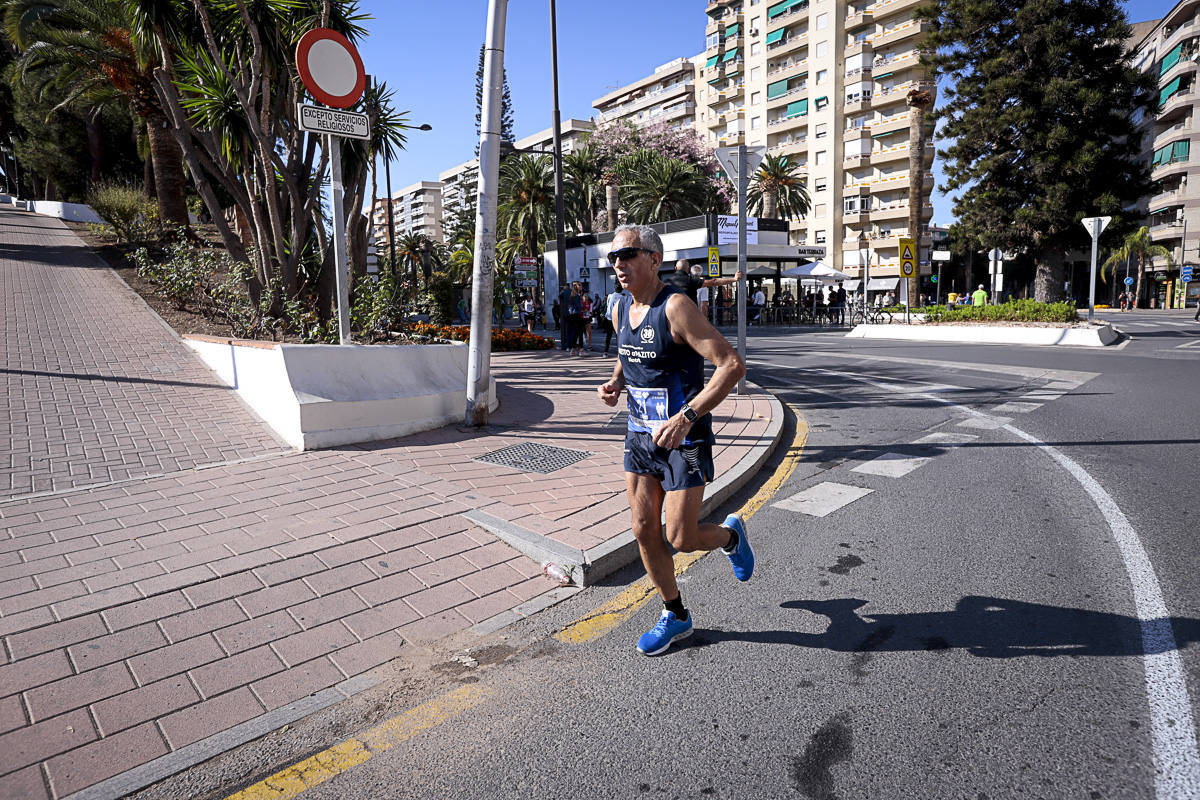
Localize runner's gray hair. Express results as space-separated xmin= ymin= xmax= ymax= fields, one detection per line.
xmin=615 ymin=224 xmax=662 ymax=254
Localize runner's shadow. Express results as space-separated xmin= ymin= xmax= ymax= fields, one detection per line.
xmin=687 ymin=596 xmax=1200 ymax=658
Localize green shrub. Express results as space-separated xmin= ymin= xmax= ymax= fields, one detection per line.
xmin=132 ymin=240 xmax=210 ymax=309
xmin=422 ymin=271 xmax=457 ymax=326
xmin=88 ymin=182 xmax=157 ymax=243
xmin=923 ymin=299 xmax=1079 ymax=324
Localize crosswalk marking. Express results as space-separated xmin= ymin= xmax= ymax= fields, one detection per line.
xmin=1043 ymin=380 xmax=1080 ymax=391
xmin=1022 ymin=391 xmax=1064 ymax=401
xmin=957 ymin=415 xmax=1012 ymax=429
xmin=851 ymin=452 xmax=930 ymax=478
xmin=991 ymin=401 xmax=1043 ymax=414
xmin=914 ymin=431 xmax=979 ymax=447
xmin=772 ymin=481 xmax=874 ymax=517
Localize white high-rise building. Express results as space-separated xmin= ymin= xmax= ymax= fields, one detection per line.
xmin=592 ymin=57 xmax=701 ymax=132
xmin=370 ymin=181 xmax=444 ymax=245
xmin=697 ymin=0 xmax=935 ymax=285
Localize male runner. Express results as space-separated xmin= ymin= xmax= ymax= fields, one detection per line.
xmin=597 ymin=224 xmax=753 ymax=656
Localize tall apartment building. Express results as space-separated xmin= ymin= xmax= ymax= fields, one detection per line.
xmin=697 ymin=0 xmax=935 ymax=281
xmin=1132 ymin=2 xmax=1198 ymax=309
xmin=592 ymin=57 xmax=701 ymax=132
xmin=439 ymin=119 xmax=595 ymax=240
xmin=370 ymin=180 xmax=444 ymax=245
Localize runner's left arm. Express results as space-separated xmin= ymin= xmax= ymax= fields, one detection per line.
xmin=597 ymin=304 xmax=625 ymax=407
xmin=652 ymin=295 xmax=746 ymax=450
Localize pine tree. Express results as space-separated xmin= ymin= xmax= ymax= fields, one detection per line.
xmin=475 ymin=43 xmax=514 ymax=152
xmin=922 ymin=0 xmax=1156 ymax=301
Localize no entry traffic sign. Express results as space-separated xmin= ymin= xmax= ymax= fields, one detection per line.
xmin=296 ymin=28 xmax=366 ymax=109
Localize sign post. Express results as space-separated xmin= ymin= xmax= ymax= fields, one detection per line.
xmin=295 ymin=28 xmax=367 ymax=346
xmin=932 ymin=249 xmax=950 ymax=305
xmin=717 ymin=144 xmax=766 ymax=393
xmin=898 ymin=236 xmax=916 ymax=323
xmin=1080 ymin=215 xmax=1111 ymax=324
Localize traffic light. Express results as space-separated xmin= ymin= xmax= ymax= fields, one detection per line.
xmin=931 ymin=275 xmax=938 ymax=283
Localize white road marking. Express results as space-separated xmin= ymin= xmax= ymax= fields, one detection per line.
xmin=1174 ymin=340 xmax=1200 ymax=350
xmin=811 ymin=367 xmax=1200 ymax=799
xmin=991 ymin=401 xmax=1043 ymax=414
xmin=1022 ymin=391 xmax=1065 ymax=401
xmin=1044 ymin=379 xmax=1082 ymax=391
xmin=914 ymin=432 xmax=979 ymax=447
xmin=851 ymin=452 xmax=931 ymax=478
xmin=956 ymin=415 xmax=1012 ymax=430
xmin=772 ymin=481 xmax=874 ymax=517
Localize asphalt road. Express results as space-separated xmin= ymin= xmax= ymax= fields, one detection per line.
xmin=141 ymin=311 xmax=1200 ymax=800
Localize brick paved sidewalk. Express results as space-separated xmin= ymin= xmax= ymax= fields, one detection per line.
xmin=0 ymin=209 xmax=779 ymax=800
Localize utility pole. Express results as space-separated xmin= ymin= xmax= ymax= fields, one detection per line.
xmin=549 ymin=0 xmax=567 ymax=350
xmin=465 ymin=0 xmax=507 ymax=426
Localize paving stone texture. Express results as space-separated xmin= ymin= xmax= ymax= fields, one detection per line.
xmin=0 ymin=207 xmax=775 ymax=798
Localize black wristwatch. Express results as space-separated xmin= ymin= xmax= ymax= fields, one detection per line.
xmin=681 ymin=403 xmax=699 ymax=423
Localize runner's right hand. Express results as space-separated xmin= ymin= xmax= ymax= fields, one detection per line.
xmin=597 ymin=381 xmax=621 ymax=406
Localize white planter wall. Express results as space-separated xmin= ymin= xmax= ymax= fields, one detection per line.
xmin=184 ymin=336 xmax=498 ymax=450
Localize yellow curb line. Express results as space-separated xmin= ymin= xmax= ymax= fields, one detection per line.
xmin=553 ymin=412 xmax=809 ymax=646
xmin=223 ymin=684 xmax=493 ymax=800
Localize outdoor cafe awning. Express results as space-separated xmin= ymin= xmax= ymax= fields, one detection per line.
xmin=780 ymin=260 xmax=851 ymax=280
xmin=866 ymin=277 xmax=899 ymax=291
xmin=842 ymin=279 xmax=861 ymax=291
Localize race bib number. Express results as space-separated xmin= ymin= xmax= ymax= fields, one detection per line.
xmin=627 ymin=387 xmax=669 ymax=434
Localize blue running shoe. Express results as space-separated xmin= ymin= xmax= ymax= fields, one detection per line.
xmin=722 ymin=514 xmax=754 ymax=581
xmin=636 ymin=610 xmax=693 ymax=656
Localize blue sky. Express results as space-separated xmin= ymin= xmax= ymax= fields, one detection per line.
xmin=358 ymin=0 xmax=1179 ymax=226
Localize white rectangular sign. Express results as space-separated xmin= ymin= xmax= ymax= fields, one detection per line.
xmin=716 ymin=215 xmax=758 ymax=245
xmin=796 ymin=246 xmax=827 ymax=258
xmin=932 ymin=250 xmax=951 ymax=261
xmin=297 ymin=104 xmax=370 ymax=140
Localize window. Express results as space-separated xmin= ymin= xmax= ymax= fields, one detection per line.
xmin=815 ymin=230 xmax=827 ymax=243
xmin=751 ymin=116 xmax=761 ymax=130
xmin=751 ymin=91 xmax=761 ymax=104
xmin=844 ymin=196 xmax=858 ymax=214
xmin=816 ymin=12 xmax=828 ymax=29
xmin=815 ymin=150 xmax=827 ymax=166
xmin=816 ymin=123 xmax=827 ymax=138
xmin=815 ymin=96 xmax=829 ymax=110
xmin=707 ymin=33 xmax=720 ymax=49
xmin=751 ymin=42 xmax=761 ymax=56
xmin=815 ymin=178 xmax=827 ymax=191
xmin=751 ymin=66 xmax=761 ymax=81
xmin=814 ymin=204 xmax=827 ymax=217
xmin=816 ymin=41 xmax=828 ymax=58
xmin=816 ymin=69 xmax=828 ymax=84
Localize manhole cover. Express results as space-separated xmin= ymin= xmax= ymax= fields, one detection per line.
xmin=474 ymin=442 xmax=592 ymax=474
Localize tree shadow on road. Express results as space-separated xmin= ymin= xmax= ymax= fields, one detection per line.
xmin=688 ymin=596 xmax=1200 ymax=658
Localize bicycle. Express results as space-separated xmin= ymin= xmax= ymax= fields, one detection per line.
xmin=849 ymin=306 xmax=892 ymax=326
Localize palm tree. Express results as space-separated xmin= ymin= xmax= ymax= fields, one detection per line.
xmin=498 ymin=153 xmax=555 ymax=259
xmin=395 ymin=231 xmax=443 ymax=285
xmin=1104 ymin=226 xmax=1171 ymax=309
xmin=906 ymin=85 xmax=935 ymax=306
xmin=621 ymin=152 xmax=710 ymax=225
xmin=747 ymin=154 xmax=810 ymax=221
xmin=2 ymin=0 xmax=189 ymax=228
xmin=563 ymin=143 xmax=603 ymax=234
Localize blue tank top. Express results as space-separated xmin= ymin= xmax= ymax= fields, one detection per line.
xmin=617 ymin=286 xmax=713 ymax=445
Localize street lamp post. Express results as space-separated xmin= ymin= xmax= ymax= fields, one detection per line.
xmin=858 ymin=231 xmax=870 ymax=318
xmin=381 ymin=122 xmax=432 ymax=276
xmin=549 ymin=0 xmax=568 ymax=350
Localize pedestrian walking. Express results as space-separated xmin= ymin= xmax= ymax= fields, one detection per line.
xmin=604 ymin=286 xmax=624 ymax=355
xmin=521 ymin=295 xmax=535 ymax=333
xmin=663 ymin=259 xmax=744 ymax=306
xmin=972 ymin=284 xmax=988 ymax=307
xmin=567 ymin=282 xmax=585 ymax=356
xmin=597 ymin=224 xmax=752 ymax=657
xmin=581 ymin=291 xmax=594 ymax=352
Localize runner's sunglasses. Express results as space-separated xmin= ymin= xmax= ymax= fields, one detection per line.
xmin=606 ymin=247 xmax=653 ymax=266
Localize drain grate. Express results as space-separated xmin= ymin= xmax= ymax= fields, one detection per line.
xmin=474 ymin=442 xmax=592 ymax=474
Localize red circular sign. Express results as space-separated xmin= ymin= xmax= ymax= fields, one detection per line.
xmin=296 ymin=28 xmax=366 ymax=109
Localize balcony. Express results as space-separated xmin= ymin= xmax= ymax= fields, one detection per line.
xmin=870 ymin=200 xmax=933 ymax=223
xmin=1149 ymin=220 xmax=1185 ymax=242
xmin=868 ymin=232 xmax=933 ymax=250
xmin=844 ymin=151 xmax=871 ymax=169
xmin=1152 ymin=156 xmax=1191 ymax=181
xmin=766 ymin=1 xmax=809 ymax=31
xmin=1158 ymin=87 xmax=1196 ymax=124
xmin=845 ymin=8 xmax=873 ymax=30
xmin=770 ymin=136 xmax=808 ymax=157
xmin=871 ymin=49 xmax=921 ymax=76
xmin=718 ymin=132 xmax=746 ymax=147
xmin=872 ymin=140 xmax=934 ymax=166
xmin=872 ymin=19 xmax=932 ymax=49
xmin=768 ymin=32 xmax=808 ymax=58
xmin=766 ymin=84 xmax=808 ymax=108
xmin=844 ymin=125 xmax=872 ymax=143
xmin=844 ymin=94 xmax=872 ymax=114
xmin=871 ymin=111 xmax=909 ymax=136
xmin=842 ymin=209 xmax=869 ymax=225
xmin=1154 ymin=119 xmax=1193 ymax=152
xmin=845 ymin=39 xmax=873 ymax=59
xmin=767 ymin=57 xmax=809 ymax=79
xmin=1150 ymin=182 xmax=1187 ymax=208
xmin=767 ymin=112 xmax=808 ymax=134
xmin=1159 ymin=14 xmax=1200 ymax=57
xmin=867 ymin=171 xmax=935 ymax=195
xmin=1160 ymin=52 xmax=1198 ymax=87
xmin=867 ymin=0 xmax=924 ymax=21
